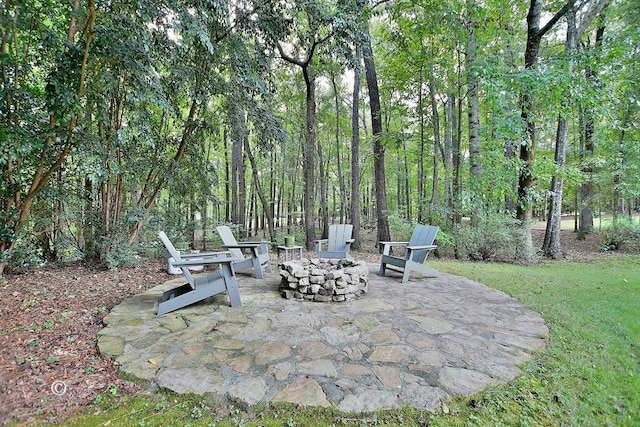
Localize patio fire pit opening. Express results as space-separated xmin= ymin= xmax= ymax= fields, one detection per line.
xmin=279 ymin=258 xmax=369 ymax=302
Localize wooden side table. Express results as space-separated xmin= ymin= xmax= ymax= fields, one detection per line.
xmin=276 ymin=245 xmax=303 ymax=262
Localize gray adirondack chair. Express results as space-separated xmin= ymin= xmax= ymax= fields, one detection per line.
xmin=378 ymin=224 xmax=439 ymax=283
xmin=216 ymin=225 xmax=272 ymax=279
xmin=157 ymin=231 xmax=241 ymax=315
xmin=315 ymin=224 xmax=355 ymax=259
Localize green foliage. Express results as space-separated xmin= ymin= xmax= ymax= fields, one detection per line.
xmin=45 ymin=43 xmax=83 ymax=119
xmin=600 ymin=219 xmax=640 ymax=252
xmin=451 ymin=214 xmax=533 ymax=262
xmin=98 ymin=234 xmax=140 ymax=269
xmin=6 ymin=233 xmax=45 ymax=268
xmin=386 ymin=214 xmax=415 ymax=241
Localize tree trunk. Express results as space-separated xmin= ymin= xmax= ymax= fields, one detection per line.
xmin=417 ymin=66 xmax=426 ymax=223
xmin=318 ymin=131 xmax=329 ymax=239
xmin=542 ymin=0 xmax=609 ymax=255
xmin=428 ymin=78 xmax=441 ymax=224
xmin=231 ymin=122 xmax=245 ymax=226
xmin=466 ymin=17 xmax=482 ymax=222
xmin=277 ymin=32 xmax=320 ymax=249
xmin=332 ymin=74 xmax=347 ymax=224
xmin=350 ymin=46 xmax=362 ymax=250
xmin=451 ymin=92 xmax=462 ymax=225
xmin=302 ymin=64 xmax=317 ymax=249
xmin=224 ymin=129 xmax=231 ymax=223
xmin=517 ymin=0 xmax=576 ymax=224
xmin=578 ymin=14 xmax=606 ymax=239
xmin=445 ymin=93 xmax=455 ymax=224
xmin=363 ymin=25 xmax=390 ymax=245
xmin=543 ymin=7 xmax=577 ymax=258
xmin=243 ymin=137 xmax=275 ymax=243
xmin=517 ymin=0 xmax=544 ymax=223
xmin=402 ymin=141 xmax=411 ymax=222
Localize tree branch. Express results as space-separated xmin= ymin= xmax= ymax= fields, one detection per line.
xmin=538 ymin=0 xmax=577 ymax=38
xmin=277 ymin=42 xmax=307 ymax=67
xmin=577 ymin=0 xmax=610 ymax=39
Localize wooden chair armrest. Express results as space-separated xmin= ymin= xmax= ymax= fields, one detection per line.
xmin=222 ymin=242 xmax=262 ymax=248
xmin=314 ymin=239 xmax=328 ymax=251
xmin=406 ymin=245 xmax=437 ymax=251
xmin=223 ymin=242 xmax=270 ymax=255
xmin=379 ymin=241 xmax=410 ymax=256
xmin=378 ymin=241 xmax=410 ymax=246
xmin=171 ymin=252 xmax=234 ymax=267
xmin=180 ymin=251 xmax=226 ymax=259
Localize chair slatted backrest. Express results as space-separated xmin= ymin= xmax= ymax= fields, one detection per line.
xmin=328 ymin=224 xmax=353 ymax=252
xmin=216 ymin=226 xmax=244 ymax=261
xmin=408 ymin=225 xmax=439 ymax=263
xmin=158 ymin=231 xmax=196 ymax=287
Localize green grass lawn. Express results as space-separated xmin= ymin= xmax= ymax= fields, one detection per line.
xmin=26 ymin=257 xmax=640 ymax=427
xmin=433 ymin=257 xmax=640 ymax=427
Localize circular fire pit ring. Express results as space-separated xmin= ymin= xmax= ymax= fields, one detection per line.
xmin=279 ymin=258 xmax=368 ymax=302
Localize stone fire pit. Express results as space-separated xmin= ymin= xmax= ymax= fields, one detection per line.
xmin=279 ymin=258 xmax=368 ymax=302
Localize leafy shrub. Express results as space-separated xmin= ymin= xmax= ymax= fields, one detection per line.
xmin=6 ymin=235 xmax=45 ymax=268
xmin=98 ymin=234 xmax=140 ymax=269
xmin=600 ymin=220 xmax=640 ymax=252
xmin=386 ymin=214 xmax=416 ymax=241
xmin=453 ymin=214 xmax=534 ymax=262
xmin=430 ymin=228 xmax=455 ymax=258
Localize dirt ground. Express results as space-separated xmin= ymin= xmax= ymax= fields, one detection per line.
xmin=0 ymin=228 xmax=616 ymax=425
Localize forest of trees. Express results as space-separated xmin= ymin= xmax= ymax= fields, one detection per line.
xmin=1 ymin=0 xmax=638 ymax=276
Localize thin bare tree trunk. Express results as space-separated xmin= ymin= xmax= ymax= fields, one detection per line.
xmin=350 ymin=46 xmax=362 ymax=250
xmin=445 ymin=94 xmax=454 ymax=223
xmin=466 ymin=13 xmax=482 ymax=222
xmin=231 ymin=126 xmax=244 ymax=226
xmin=243 ymin=137 xmax=275 ymax=243
xmin=277 ymin=37 xmax=319 ymax=249
xmin=331 ymin=74 xmax=347 ymax=224
xmin=428 ymin=78 xmax=441 ymax=223
xmin=318 ymin=133 xmax=328 ymax=239
xmin=224 ymin=129 xmax=231 ymax=223
xmin=578 ymin=12 xmax=606 ymax=239
xmin=402 ymin=142 xmax=411 ymax=222
xmin=417 ymin=65 xmax=426 ymax=223
xmin=362 ymin=25 xmax=390 ymax=244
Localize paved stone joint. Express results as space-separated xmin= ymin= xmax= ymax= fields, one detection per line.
xmin=98 ymin=265 xmax=548 ymax=413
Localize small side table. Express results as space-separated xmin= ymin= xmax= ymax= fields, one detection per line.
xmin=277 ymin=245 xmax=303 ymax=262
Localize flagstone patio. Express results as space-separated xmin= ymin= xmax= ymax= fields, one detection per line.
xmin=98 ymin=264 xmax=548 ymax=413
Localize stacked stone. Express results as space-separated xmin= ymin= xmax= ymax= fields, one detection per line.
xmin=279 ymin=258 xmax=369 ymax=302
